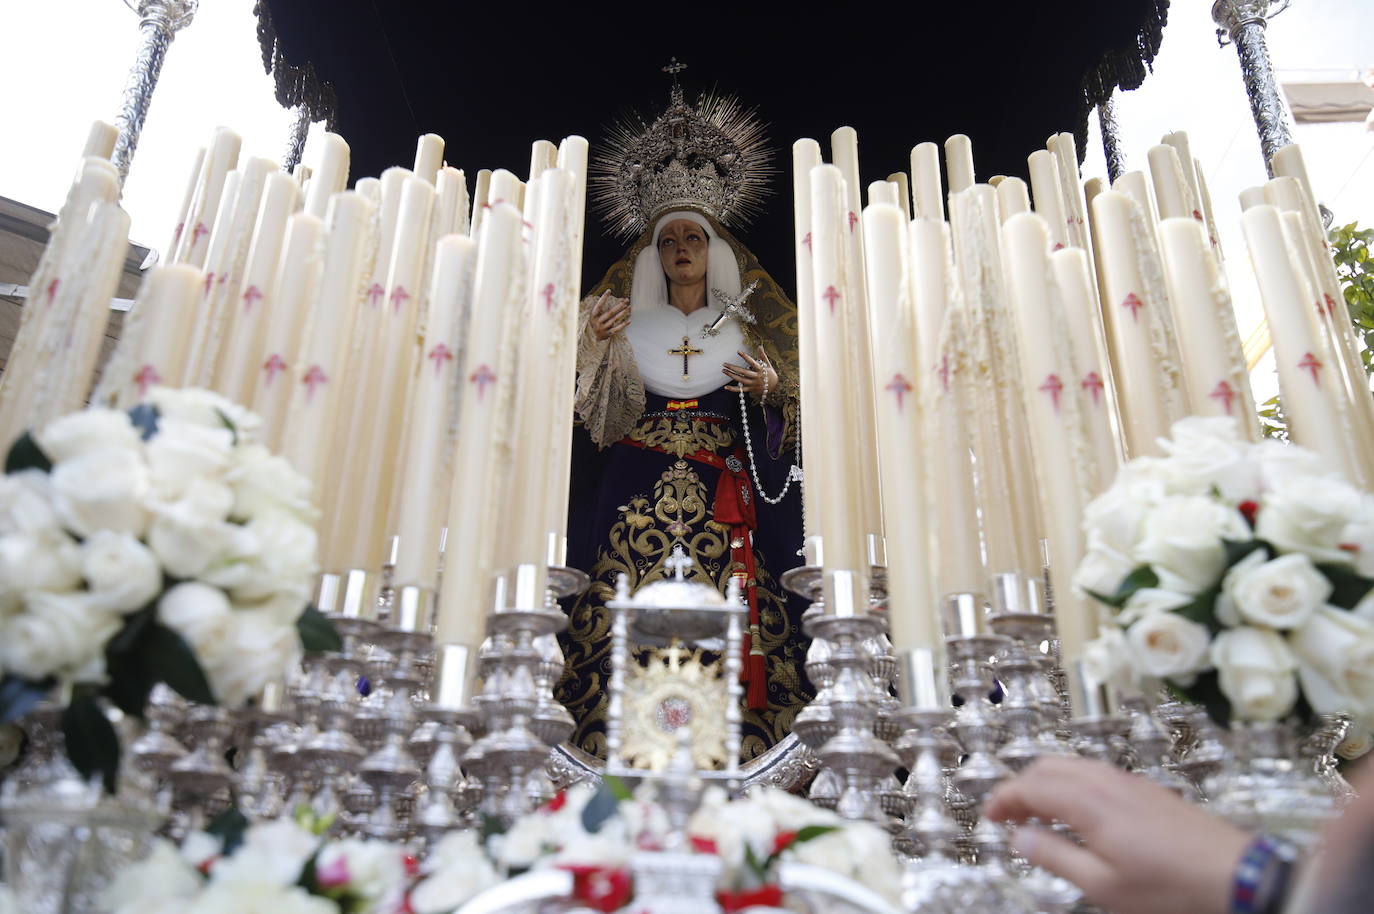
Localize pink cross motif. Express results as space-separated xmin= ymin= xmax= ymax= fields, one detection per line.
xmin=1081 ymin=371 xmax=1105 ymax=407
xmin=1192 ymin=209 xmax=1204 ymax=222
xmin=1053 ymin=242 xmax=1065 ymax=251
xmin=938 ymin=354 xmax=951 ymax=392
xmin=1039 ymin=373 xmax=1065 ymax=412
xmin=302 ymin=364 xmax=329 ymax=402
xmin=367 ymin=283 xmax=386 ymax=308
xmin=1323 ymin=293 xmax=1337 ymax=317
xmin=191 ymin=222 xmax=209 ymax=245
xmin=821 ymin=285 xmax=841 ymax=315
xmin=242 ymin=285 xmax=264 ymax=312
xmin=389 ymin=285 xmax=411 ymax=313
xmin=203 ymin=272 xmax=216 ymax=297
xmin=847 ymin=211 xmax=858 ymax=233
xmin=469 ymin=363 xmax=496 ymax=400
xmin=261 ymin=353 xmax=287 ymax=387
xmin=133 ymin=364 xmax=161 ymax=398
xmin=173 ymin=222 xmax=184 ymax=246
xmin=1298 ymin=351 xmax=1323 ymax=386
xmin=45 ymin=278 xmax=60 ymax=304
xmin=802 ymin=231 xmax=812 ymax=253
xmin=427 ymin=342 xmax=454 ymax=377
xmin=1209 ymin=379 xmax=1237 ymax=415
xmin=885 ymin=373 xmax=913 ymax=411
xmin=541 ymin=283 xmax=556 ymax=313
xmin=216 ymin=273 xmax=228 ymax=288
xmin=1121 ymin=292 xmax=1144 ymax=322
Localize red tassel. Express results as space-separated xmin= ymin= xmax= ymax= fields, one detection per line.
xmin=747 ymin=650 xmax=768 ymax=709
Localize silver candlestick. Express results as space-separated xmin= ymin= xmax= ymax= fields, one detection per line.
xmin=112 ymin=0 xmax=198 ymax=185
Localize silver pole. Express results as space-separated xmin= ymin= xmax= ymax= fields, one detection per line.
xmin=1212 ymin=0 xmax=1295 ymax=176
xmin=111 ymin=0 xmax=199 ymax=187
xmin=283 ymin=104 xmax=313 ymax=173
xmin=1097 ymin=95 xmax=1127 ymax=185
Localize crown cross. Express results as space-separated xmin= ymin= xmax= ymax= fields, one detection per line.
xmin=662 ymin=57 xmax=687 ymax=77
xmin=664 ymin=544 xmax=693 ymax=580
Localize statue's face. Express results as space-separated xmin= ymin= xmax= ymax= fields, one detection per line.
xmin=657 ymin=218 xmax=709 ymax=286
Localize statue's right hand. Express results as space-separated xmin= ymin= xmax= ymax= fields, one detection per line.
xmin=590 ymin=291 xmax=631 ymax=342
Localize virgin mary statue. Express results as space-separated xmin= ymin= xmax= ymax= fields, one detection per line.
xmin=556 ymin=74 xmax=812 ymax=763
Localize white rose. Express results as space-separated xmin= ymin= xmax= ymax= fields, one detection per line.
xmin=147 ymin=387 xmax=261 ymax=442
xmin=1290 ymin=606 xmax=1374 ymax=720
xmin=0 ymin=530 xmax=83 ymax=603
xmin=158 ymin=582 xmax=233 ymax=659
xmin=147 ymin=479 xmax=236 ymax=579
xmin=1156 ymin=417 xmax=1258 ymax=501
xmin=313 ymin=839 xmax=406 ymax=908
xmin=81 ymin=531 xmax=162 ymax=613
xmin=0 ymin=590 xmax=120 ymax=681
xmin=1336 ymin=495 xmax=1374 ymax=578
xmin=145 ymin=418 xmax=234 ymax=501
xmin=411 ymin=832 xmax=500 ymax=914
xmin=37 ymin=409 xmax=142 ymax=463
xmin=788 ymin=820 xmax=902 ymax=904
xmin=201 ymin=511 xmax=317 ymax=610
xmin=1082 ymin=473 xmax=1166 ymax=555
xmin=231 ymin=445 xmax=318 ymax=523
xmin=50 ymin=446 xmax=150 ymax=538
xmin=1073 ymin=546 xmax=1135 ymax=600
xmin=1125 ymin=611 xmax=1212 ymax=679
xmin=1119 ymin=587 xmax=1193 ymax=625
xmin=752 ymin=784 xmax=843 ymax=832
xmin=188 ymin=883 xmax=336 ymax=914
xmin=208 ymin=819 xmax=319 ymax=888
xmin=180 ymin=831 xmax=223 ymax=870
xmin=101 ymin=840 xmax=201 ymax=914
xmin=1211 ymin=626 xmax=1299 ymax=722
xmin=200 ymin=607 xmax=302 ymax=706
xmin=1223 ymin=551 xmax=1330 ymax=630
xmin=1135 ymin=495 xmax=1250 ymax=594
xmin=0 ymin=471 xmax=62 ymax=536
xmin=1257 ymin=474 xmax=1363 ymax=563
xmin=1252 ymin=438 xmax=1339 ymax=492
xmin=1337 ymin=726 xmax=1374 ymax=761
xmin=1082 ymin=628 xmax=1131 ymax=687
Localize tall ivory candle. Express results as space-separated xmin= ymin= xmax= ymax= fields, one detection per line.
xmin=118 ymin=265 xmax=205 ymax=404
xmin=83 ymin=121 xmax=118 ymax=160
xmin=996 ymin=177 xmax=1030 ymax=222
xmin=175 ymin=127 xmax=241 ymax=268
xmin=910 ymin=142 xmax=943 ymax=221
xmin=1002 ymin=213 xmax=1094 ymax=665
xmin=863 ymin=204 xmax=937 ymax=650
xmin=280 ymin=193 xmax=373 ymax=527
xmin=808 ymin=165 xmax=868 ymax=611
xmin=868 ymin=181 xmax=899 ymax=207
xmin=1147 ymin=144 xmax=1198 ymax=222
xmin=793 ymin=139 xmax=823 ymax=542
xmin=435 ymin=167 xmax=469 ymax=236
xmin=1051 ymin=133 xmax=1091 ymax=251
xmin=1157 ymin=218 xmax=1257 ymax=436
xmin=253 ymin=212 xmax=326 ymax=447
xmin=1194 ymin=158 xmax=1224 ymax=257
xmin=929 ymin=307 xmax=984 ymax=595
xmin=470 ymin=169 xmax=492 ymax=236
xmin=303 ymin=132 xmax=350 ymax=218
xmin=392 ymin=235 xmax=476 ymax=588
xmin=1242 ymin=206 xmax=1365 ymax=485
xmin=413 ymin=133 xmax=444 ymax=186
xmin=436 ymin=204 xmax=524 ymax=645
xmin=528 ymin=140 xmax=557 ymax=185
xmin=216 ymin=172 xmax=300 ymax=405
xmin=944 ymin=135 xmax=975 ymax=195
xmin=166 ymin=147 xmax=206 ymax=261
xmin=1027 ymin=150 xmax=1069 ymax=248
xmin=887 ymin=172 xmax=912 ymax=221
xmin=1161 ymin=132 xmax=1202 ymax=214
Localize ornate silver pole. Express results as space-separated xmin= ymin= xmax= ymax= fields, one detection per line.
xmin=283 ymin=105 xmax=313 ymax=173
xmin=1212 ymin=0 xmax=1295 ymax=175
xmin=1097 ymin=96 xmax=1127 ymax=185
xmin=111 ymin=0 xmax=199 ymax=186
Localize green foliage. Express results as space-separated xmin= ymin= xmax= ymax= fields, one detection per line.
xmin=1330 ymin=222 xmax=1374 ymax=381
xmin=1258 ymin=394 xmax=1288 ymax=441
xmin=1087 ymin=565 xmax=1159 ymax=609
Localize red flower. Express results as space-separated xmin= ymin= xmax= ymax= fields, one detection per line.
xmin=561 ymin=864 xmax=632 ymax=913
xmin=719 ymin=885 xmax=784 ymax=911
xmin=771 ymin=830 xmax=799 ymax=856
xmin=403 ymin=854 xmax=420 ymax=878
xmin=689 ymin=835 xmax=718 ymax=854
xmin=545 ymin=790 xmax=568 ymax=812
xmin=1239 ymin=500 xmax=1260 ymax=526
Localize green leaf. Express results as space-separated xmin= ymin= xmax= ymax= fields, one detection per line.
xmin=213 ymin=408 xmax=238 ymax=446
xmin=61 ymin=695 xmax=120 ymax=794
xmin=580 ymin=780 xmax=625 ymax=834
xmin=1172 ymin=591 xmax=1220 ymax=630
xmin=4 ymin=431 xmax=52 ymax=475
xmin=744 ymin=839 xmax=767 ymax=880
xmin=0 ymin=675 xmax=54 ymax=724
xmin=127 ymin=403 xmax=160 ymax=441
xmin=480 ymin=812 xmax=507 ymax=840
xmin=296 ymin=606 xmax=342 ymax=654
xmin=1316 ymin=562 xmax=1374 ymax=610
xmin=104 ymin=611 xmax=216 ymax=715
xmin=1222 ymin=538 xmax=1269 ymax=568
xmin=603 ymin=774 xmax=632 ymax=802
xmin=206 ymin=806 xmax=249 ymax=855
xmin=1087 ymin=565 xmax=1159 ymax=609
xmin=144 ymin=623 xmax=216 ymax=705
xmin=793 ymin=824 xmax=840 ymax=844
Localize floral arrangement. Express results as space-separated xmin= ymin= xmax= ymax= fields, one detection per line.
xmin=0 ymin=388 xmax=338 ymax=789
xmin=490 ymin=780 xmax=902 ymax=911
xmin=1076 ymin=417 xmax=1374 ymax=756
xmin=99 ymin=812 xmax=499 ymax=914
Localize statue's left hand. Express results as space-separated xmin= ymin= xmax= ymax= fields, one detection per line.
xmin=723 ymin=347 xmax=779 ymax=402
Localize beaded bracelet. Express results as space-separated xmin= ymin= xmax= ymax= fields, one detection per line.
xmin=1230 ymin=835 xmax=1298 ymax=914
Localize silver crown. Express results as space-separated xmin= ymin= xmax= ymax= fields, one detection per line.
xmin=592 ymin=61 xmax=773 ymax=240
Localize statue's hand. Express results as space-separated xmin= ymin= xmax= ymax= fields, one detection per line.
xmin=723 ymin=346 xmax=779 ymax=402
xmin=590 ymin=291 xmax=631 ymax=341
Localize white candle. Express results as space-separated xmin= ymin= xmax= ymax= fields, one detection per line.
xmin=808 ymin=164 xmax=869 ymax=610
xmin=528 ymin=140 xmax=557 ymax=185
xmin=1161 ymin=132 xmax=1202 ymax=215
xmin=1051 ymin=132 xmax=1092 ymax=251
xmin=886 ymin=171 xmax=912 ymax=221
xmin=356 ymin=176 xmax=381 ymax=206
xmin=487 ymin=169 xmax=521 ymax=210
xmin=470 ymin=169 xmax=492 ymax=236
xmin=303 ymin=132 xmax=350 ymax=219
xmin=944 ymin=134 xmax=975 ymax=195
xmin=1027 ymin=150 xmax=1069 ymax=248
xmin=280 ymin=193 xmax=373 ymax=542
xmin=435 ymin=166 xmax=469 ymax=236
xmin=1002 ymin=212 xmax=1094 ymax=665
xmin=909 ymin=142 xmax=943 ymax=221
xmin=175 ymin=127 xmax=241 ymax=268
xmin=1157 ymin=218 xmax=1258 ymax=437
xmin=252 ymin=212 xmax=326 ymax=447
xmin=1113 ymin=171 xmax=1159 ymax=231
xmin=216 ymin=172 xmax=301 ymax=406
xmin=413 ymin=133 xmax=445 ymax=186
xmin=1242 ymin=205 xmax=1366 ymax=485
xmin=996 ymin=176 xmax=1030 ymax=222
xmin=793 ymin=139 xmax=823 ymax=542
xmin=1194 ymin=157 xmax=1224 ymax=258
xmin=115 ymin=264 xmax=205 ymax=405
xmin=863 ymin=203 xmax=937 ymax=650
xmin=392 ymin=234 xmax=476 ymax=588
xmin=1092 ymin=190 xmax=1187 ymax=457
xmin=83 ymin=121 xmax=118 ymax=160
xmin=868 ymin=180 xmax=899 ymax=207
xmin=166 ymin=147 xmax=206 ymax=261
xmin=1240 ymin=185 xmax=1268 ymax=210
xmin=1050 ymin=247 xmax=1122 ymax=495
xmin=1147 ymin=144 xmax=1198 ymax=222
xmin=437 ymin=203 xmax=525 ymax=645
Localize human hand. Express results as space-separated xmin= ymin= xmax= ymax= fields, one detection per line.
xmin=722 ymin=347 xmax=779 ymax=401
xmin=590 ymin=291 xmax=630 ymax=341
xmin=984 ymin=756 xmax=1250 ymax=914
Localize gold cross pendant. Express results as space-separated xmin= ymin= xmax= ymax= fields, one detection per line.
xmin=668 ymin=335 xmax=703 ymax=381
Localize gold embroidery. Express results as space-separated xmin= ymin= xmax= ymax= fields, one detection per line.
xmin=627 ymin=414 xmax=733 ymax=459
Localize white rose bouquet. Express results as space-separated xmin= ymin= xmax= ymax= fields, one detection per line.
xmin=1077 ymin=417 xmax=1374 ymax=757
xmin=0 ymin=388 xmax=339 ymax=789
